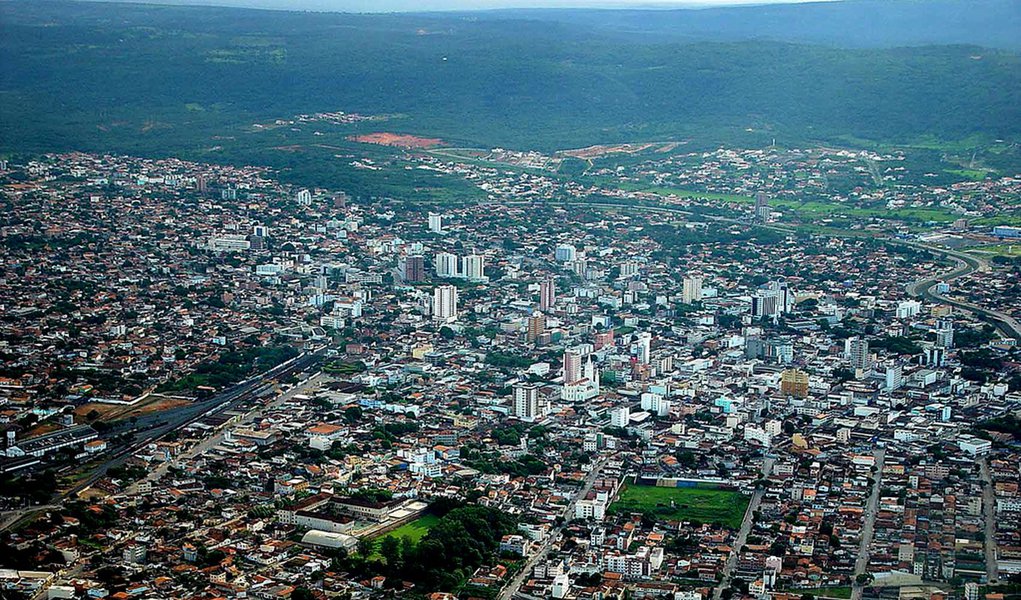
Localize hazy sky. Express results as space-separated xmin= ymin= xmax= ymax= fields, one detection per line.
xmin=94 ymin=0 xmax=840 ymax=12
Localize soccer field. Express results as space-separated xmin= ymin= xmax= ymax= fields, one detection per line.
xmin=609 ymin=484 xmax=750 ymax=529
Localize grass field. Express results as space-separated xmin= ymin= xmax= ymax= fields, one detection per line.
xmin=968 ymin=243 xmax=1021 ymax=257
xmin=609 ymin=484 xmax=749 ymax=529
xmin=377 ymin=514 xmax=440 ymax=544
xmin=367 ymin=514 xmax=440 ymax=560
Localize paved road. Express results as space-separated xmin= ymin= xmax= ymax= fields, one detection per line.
xmin=902 ymin=242 xmax=1021 ymax=340
xmin=713 ymin=456 xmax=775 ymax=600
xmin=497 ymin=457 xmax=609 ymax=600
xmin=851 ymin=447 xmax=886 ymax=600
xmin=977 ymin=456 xmax=999 ymax=584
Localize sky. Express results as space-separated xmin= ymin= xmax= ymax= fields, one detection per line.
xmin=90 ymin=0 xmax=841 ymax=13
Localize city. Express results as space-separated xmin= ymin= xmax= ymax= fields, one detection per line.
xmin=0 ymin=148 xmax=1018 ymax=599
xmin=1 ymin=1 xmax=1021 ymax=600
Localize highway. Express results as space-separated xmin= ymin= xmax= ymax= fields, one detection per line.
xmin=497 ymin=457 xmax=609 ymax=600
xmin=851 ymin=447 xmax=886 ymax=600
xmin=902 ymin=241 xmax=1021 ymax=340
xmin=0 ymin=346 xmax=326 ymax=531
xmin=713 ymin=456 xmax=774 ymax=600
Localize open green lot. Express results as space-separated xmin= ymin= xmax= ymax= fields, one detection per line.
xmin=609 ymin=483 xmax=749 ymax=529
xmin=968 ymin=243 xmax=1021 ymax=257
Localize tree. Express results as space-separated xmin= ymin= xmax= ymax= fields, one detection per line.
xmin=357 ymin=538 xmax=374 ymax=558
xmin=292 ymin=588 xmax=315 ymax=600
xmin=379 ymin=536 xmax=401 ymax=569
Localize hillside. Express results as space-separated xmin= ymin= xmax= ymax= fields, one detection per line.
xmin=0 ymin=0 xmax=1019 ymax=155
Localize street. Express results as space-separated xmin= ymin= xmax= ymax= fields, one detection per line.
xmin=712 ymin=455 xmax=775 ymax=600
xmin=851 ymin=446 xmax=885 ymax=600
xmin=977 ymin=456 xmax=999 ymax=584
xmin=497 ymin=457 xmax=609 ymax=600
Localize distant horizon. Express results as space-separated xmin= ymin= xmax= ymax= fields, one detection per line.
xmin=74 ymin=0 xmax=843 ymax=14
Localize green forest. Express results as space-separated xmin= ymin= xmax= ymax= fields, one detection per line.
xmin=1 ymin=0 xmax=1019 ymax=159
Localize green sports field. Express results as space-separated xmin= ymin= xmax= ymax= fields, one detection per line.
xmin=609 ymin=483 xmax=750 ymax=529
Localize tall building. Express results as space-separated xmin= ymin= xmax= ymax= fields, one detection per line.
xmin=428 ymin=212 xmax=443 ymax=233
xmin=780 ymin=369 xmax=809 ymax=398
xmin=635 ymin=332 xmax=652 ymax=365
xmin=539 ymin=278 xmax=556 ymax=312
xmin=296 ymin=189 xmax=312 ymax=206
xmin=751 ymin=289 xmax=779 ymax=319
xmin=435 ymin=252 xmax=459 ymax=278
xmin=554 ymin=243 xmax=577 ymax=262
xmin=770 ymin=280 xmax=795 ymax=314
xmin=432 ymin=285 xmax=458 ymax=322
xmin=935 ymin=318 xmax=954 ymax=349
xmin=682 ymin=276 xmax=703 ymax=304
xmin=526 ymin=313 xmax=546 ymax=343
xmin=401 ymin=255 xmax=425 ymax=282
xmin=512 ymin=383 xmax=544 ymax=420
xmin=885 ymin=363 xmax=904 ymax=391
xmin=755 ymin=191 xmax=770 ymax=223
xmin=563 ymin=350 xmax=583 ymax=384
xmin=845 ymin=336 xmax=871 ymax=371
xmin=463 ymin=254 xmax=485 ymax=281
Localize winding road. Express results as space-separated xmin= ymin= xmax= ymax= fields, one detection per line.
xmin=901 ymin=241 xmax=1021 ymax=340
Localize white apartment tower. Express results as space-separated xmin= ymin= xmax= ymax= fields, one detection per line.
xmin=432 ymin=285 xmax=458 ymax=322
xmin=463 ymin=254 xmax=485 ymax=281
xmin=682 ymin=276 xmax=703 ymax=304
xmin=435 ymin=252 xmax=459 ymax=278
xmin=428 ymin=212 xmax=444 ymax=233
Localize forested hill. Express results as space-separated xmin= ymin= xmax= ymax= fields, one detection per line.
xmin=0 ymin=0 xmax=1019 ymax=154
xmin=489 ymin=0 xmax=1021 ymax=50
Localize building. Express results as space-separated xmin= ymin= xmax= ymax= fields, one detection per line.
xmin=993 ymin=225 xmax=1021 ymax=238
xmin=295 ymin=188 xmax=312 ymax=205
xmin=563 ymin=350 xmax=583 ymax=384
xmin=539 ymin=278 xmax=556 ymax=311
xmin=755 ymin=191 xmax=770 ymax=223
xmin=463 ymin=254 xmax=485 ymax=281
xmin=935 ymin=318 xmax=954 ymax=349
xmin=780 ymin=369 xmax=809 ymax=398
xmin=610 ymin=406 xmax=630 ymax=428
xmin=432 ymin=285 xmax=458 ymax=322
xmin=751 ymin=289 xmax=779 ymax=319
xmin=207 ymin=235 xmax=251 ymax=252
xmin=435 ymin=252 xmax=459 ymax=278
xmin=554 ymin=243 xmax=577 ymax=262
xmin=575 ymin=498 xmax=606 ymax=520
xmin=682 ymin=276 xmax=703 ymax=304
xmin=499 ymin=534 xmax=531 ymax=556
xmin=845 ymin=336 xmax=871 ymax=371
xmin=513 ymin=383 xmax=544 ymax=420
xmin=526 ymin=313 xmax=546 ymax=343
xmin=635 ymin=332 xmax=652 ymax=365
xmin=399 ymin=255 xmax=426 ymax=283
xmin=896 ymin=300 xmax=922 ymax=319
xmin=428 ymin=212 xmax=444 ymax=233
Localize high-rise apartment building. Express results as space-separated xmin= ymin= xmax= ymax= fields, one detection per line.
xmin=539 ymin=278 xmax=556 ymax=312
xmin=432 ymin=285 xmax=458 ymax=322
